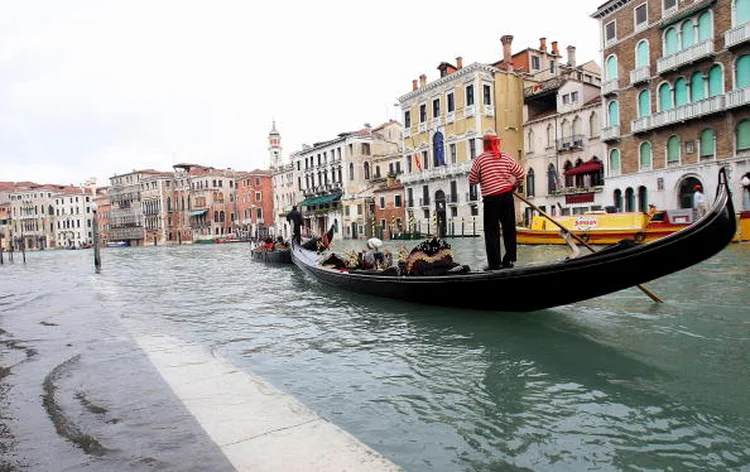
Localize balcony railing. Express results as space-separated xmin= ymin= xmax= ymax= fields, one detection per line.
xmin=601 ymin=79 xmax=619 ymax=95
xmin=630 ymin=65 xmax=650 ymax=85
xmin=632 ymin=95 xmax=725 ymax=133
xmin=399 ymin=161 xmax=472 ymax=184
xmin=726 ymin=87 xmax=750 ymax=109
xmin=418 ymin=122 xmax=427 ymax=133
xmin=657 ymin=39 xmax=714 ymax=74
xmin=556 ymin=135 xmax=585 ymax=151
xmin=601 ymin=125 xmax=621 ymax=141
xmin=725 ymin=22 xmax=750 ymax=49
xmin=432 ymin=116 xmax=441 ymax=127
xmin=464 ymin=105 xmax=475 ymax=117
xmin=446 ymin=111 xmax=455 ymax=123
xmin=403 ymin=127 xmax=411 ymax=138
xmin=483 ymin=104 xmax=495 ymax=116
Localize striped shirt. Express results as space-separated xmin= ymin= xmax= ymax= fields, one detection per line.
xmin=468 ymin=151 xmax=525 ymax=197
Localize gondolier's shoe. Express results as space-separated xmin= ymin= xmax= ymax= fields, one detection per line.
xmin=501 ymin=262 xmax=515 ymax=269
xmin=483 ymin=265 xmax=501 ymax=271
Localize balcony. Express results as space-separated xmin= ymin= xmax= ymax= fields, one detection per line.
xmin=432 ymin=116 xmax=441 ymax=127
xmin=465 ymin=105 xmax=475 ymax=117
xmin=632 ymin=95 xmax=725 ymax=133
xmin=418 ymin=122 xmax=427 ymax=133
xmin=601 ymin=125 xmax=621 ymax=141
xmin=657 ymin=39 xmax=714 ymax=74
xmin=399 ymin=161 xmax=472 ymax=184
xmin=601 ymin=79 xmax=619 ymax=96
xmin=726 ymin=87 xmax=750 ymax=109
xmin=403 ymin=127 xmax=411 ymax=138
xmin=549 ymin=185 xmax=604 ymax=197
xmin=630 ymin=66 xmax=650 ymax=85
xmin=556 ymin=135 xmax=585 ymax=152
xmin=446 ymin=111 xmax=455 ymax=124
xmin=725 ymin=22 xmax=750 ymax=49
xmin=483 ymin=104 xmax=495 ymax=117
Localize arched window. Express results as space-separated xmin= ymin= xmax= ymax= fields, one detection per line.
xmin=563 ymin=161 xmax=574 ymax=187
xmin=635 ymin=40 xmax=649 ymax=68
xmin=738 ymin=119 xmax=750 ymax=151
xmin=607 ymin=101 xmax=619 ymax=127
xmin=606 ymin=55 xmax=618 ymax=80
xmin=546 ymin=124 xmax=554 ymax=147
xmin=609 ymin=149 xmax=621 ymax=176
xmin=681 ymin=20 xmax=695 ymax=48
xmin=698 ymin=11 xmax=713 ymax=41
xmin=364 ymin=162 xmax=371 ymax=179
xmin=640 ymin=141 xmax=653 ymax=169
xmin=659 ymin=82 xmax=673 ymax=110
xmin=638 ymin=186 xmax=648 ymax=213
xmin=737 ymin=0 xmax=750 ymax=26
xmin=691 ymin=71 xmax=706 ymax=101
xmin=561 ymin=119 xmax=570 ymax=139
xmin=665 ymin=27 xmax=679 ymax=55
xmin=737 ymin=55 xmax=750 ymax=88
xmin=213 ymin=211 xmax=219 ymax=223
xmin=526 ymin=169 xmax=535 ymax=197
xmin=614 ymin=189 xmax=623 ymax=212
xmin=638 ymin=90 xmax=651 ymax=117
xmin=527 ymin=129 xmax=534 ymax=151
xmin=708 ymin=65 xmax=723 ymax=96
xmin=700 ymin=129 xmax=716 ymax=158
xmin=219 ymin=211 xmax=225 ymax=223
xmin=348 ymin=162 xmax=354 ymax=180
xmin=547 ymin=164 xmax=559 ymax=193
xmin=667 ymin=135 xmax=681 ymax=164
xmin=589 ymin=112 xmax=599 ymax=137
xmin=625 ymin=187 xmax=635 ymax=212
xmin=674 ymin=77 xmax=689 ymax=106
xmin=572 ymin=116 xmax=582 ymax=137
xmin=166 ymin=197 xmax=172 ymax=212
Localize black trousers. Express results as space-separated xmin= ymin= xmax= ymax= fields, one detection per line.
xmin=482 ymin=192 xmax=517 ymax=268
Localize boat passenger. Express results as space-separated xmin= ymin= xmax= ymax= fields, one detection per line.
xmin=693 ymin=184 xmax=707 ymax=218
xmin=274 ymin=235 xmax=289 ymax=250
xmin=361 ymin=238 xmax=384 ymax=270
xmin=263 ymin=237 xmax=274 ymax=250
xmin=647 ymin=204 xmax=657 ymax=220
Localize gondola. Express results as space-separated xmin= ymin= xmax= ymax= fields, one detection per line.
xmin=291 ymin=167 xmax=736 ymax=312
xmin=251 ymin=247 xmax=293 ymax=264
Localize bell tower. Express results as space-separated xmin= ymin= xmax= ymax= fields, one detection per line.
xmin=268 ymin=120 xmax=282 ymax=169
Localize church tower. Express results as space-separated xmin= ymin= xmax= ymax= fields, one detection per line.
xmin=268 ymin=121 xmax=282 ymax=169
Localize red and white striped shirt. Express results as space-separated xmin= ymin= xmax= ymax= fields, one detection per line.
xmin=468 ymin=151 xmax=525 ymax=197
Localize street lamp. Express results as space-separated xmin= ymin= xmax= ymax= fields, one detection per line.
xmin=91 ymin=202 xmax=101 ymax=273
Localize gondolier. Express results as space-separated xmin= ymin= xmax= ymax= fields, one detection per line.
xmin=286 ymin=205 xmax=304 ymax=244
xmin=468 ymin=130 xmax=525 ymax=270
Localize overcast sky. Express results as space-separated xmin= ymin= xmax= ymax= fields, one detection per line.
xmin=0 ymin=1 xmax=602 ymax=187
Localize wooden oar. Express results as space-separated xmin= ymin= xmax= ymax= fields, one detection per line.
xmin=513 ymin=192 xmax=664 ymax=304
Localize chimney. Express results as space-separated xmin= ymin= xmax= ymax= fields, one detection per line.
xmin=567 ymin=45 xmax=576 ymax=67
xmin=551 ymin=41 xmax=559 ymax=56
xmin=501 ymin=35 xmax=514 ymax=71
xmin=412 ymin=79 xmax=418 ymax=91
xmin=539 ymin=37 xmax=547 ymax=52
xmin=456 ymin=56 xmax=463 ymax=69
xmin=419 ymin=74 xmax=427 ymax=88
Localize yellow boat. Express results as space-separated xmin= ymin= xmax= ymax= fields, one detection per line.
xmin=517 ymin=210 xmax=692 ymax=246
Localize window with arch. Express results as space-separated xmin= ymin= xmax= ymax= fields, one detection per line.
xmin=737 ymin=55 xmax=750 ymax=88
xmin=572 ymin=116 xmax=582 ymax=137
xmin=667 ymin=135 xmax=681 ymax=164
xmin=625 ymin=188 xmax=635 ymax=212
xmin=638 ymin=186 xmax=648 ymax=212
xmin=527 ymin=129 xmax=534 ymax=152
xmin=546 ymin=124 xmax=554 ymax=147
xmin=607 ymin=100 xmax=619 ymax=127
xmin=681 ymin=20 xmax=695 ymax=48
xmin=674 ymin=77 xmax=689 ymax=106
xmin=638 ymin=90 xmax=651 ymax=117
xmin=708 ymin=65 xmax=723 ymax=96
xmin=563 ymin=161 xmax=574 ymax=187
xmin=659 ymin=82 xmax=673 ymax=110
xmin=561 ymin=119 xmax=570 ymax=139
xmin=698 ymin=11 xmax=713 ymax=41
xmin=547 ymin=164 xmax=559 ymax=192
xmin=700 ymin=129 xmax=716 ymax=158
xmin=738 ymin=119 xmax=750 ymax=151
xmin=609 ymin=148 xmax=621 ymax=176
xmin=589 ymin=112 xmax=599 ymax=137
xmin=526 ymin=169 xmax=535 ymax=197
xmin=640 ymin=141 xmax=653 ymax=169
xmin=348 ymin=162 xmax=354 ymax=180
xmin=635 ymin=40 xmax=649 ymax=68
xmin=364 ymin=162 xmax=371 ymax=180
xmin=737 ymin=0 xmax=750 ymax=26
xmin=664 ymin=27 xmax=679 ymax=55
xmin=691 ymin=71 xmax=706 ymax=101
xmin=606 ymin=55 xmax=618 ymax=80
xmin=613 ymin=189 xmax=623 ymax=212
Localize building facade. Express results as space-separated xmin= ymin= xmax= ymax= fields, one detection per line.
xmin=237 ymin=169 xmax=274 ymax=240
xmin=53 ymin=188 xmax=96 ymax=249
xmin=592 ymin=0 xmax=750 ymax=215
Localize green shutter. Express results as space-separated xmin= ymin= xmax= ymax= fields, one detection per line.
xmin=667 ymin=136 xmax=680 ymax=162
xmin=737 ymin=55 xmax=750 ymax=89
xmin=681 ymin=21 xmax=695 ymax=48
xmin=738 ymin=0 xmax=750 ymax=26
xmin=640 ymin=142 xmax=653 ymax=168
xmin=606 ymin=55 xmax=618 ymax=80
xmin=738 ymin=120 xmax=750 ymax=151
xmin=659 ymin=83 xmax=673 ymax=110
xmin=691 ymin=71 xmax=706 ymax=101
xmin=609 ymin=149 xmax=620 ymax=171
xmin=608 ymin=101 xmax=619 ymax=126
xmin=700 ymin=129 xmax=714 ymax=157
xmin=638 ymin=90 xmax=651 ymax=117
xmin=708 ymin=65 xmax=723 ymax=97
xmin=698 ymin=12 xmax=713 ymax=42
xmin=675 ymin=77 xmax=688 ymax=106
xmin=665 ymin=28 xmax=679 ymax=55
xmin=636 ymin=40 xmax=649 ymax=68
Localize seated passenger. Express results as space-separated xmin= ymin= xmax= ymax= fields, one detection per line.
xmin=274 ymin=235 xmax=289 ymax=250
xmin=263 ymin=237 xmax=274 ymax=250
xmin=360 ymin=238 xmax=384 ymax=270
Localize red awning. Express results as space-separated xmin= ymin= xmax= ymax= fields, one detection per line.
xmin=564 ymin=160 xmax=603 ymax=176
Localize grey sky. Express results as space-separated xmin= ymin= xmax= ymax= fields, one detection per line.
xmin=0 ymin=1 xmax=602 ymax=187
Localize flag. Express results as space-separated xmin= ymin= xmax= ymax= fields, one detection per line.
xmin=414 ymin=154 xmax=422 ymax=171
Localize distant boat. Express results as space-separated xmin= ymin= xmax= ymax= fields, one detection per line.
xmin=251 ymin=247 xmax=292 ymax=264
xmin=106 ymin=241 xmax=127 ymax=248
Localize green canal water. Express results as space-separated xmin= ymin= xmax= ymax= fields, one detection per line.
xmin=1 ymin=239 xmax=749 ymax=470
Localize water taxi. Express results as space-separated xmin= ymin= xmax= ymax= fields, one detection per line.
xmin=516 ymin=209 xmax=693 ymax=245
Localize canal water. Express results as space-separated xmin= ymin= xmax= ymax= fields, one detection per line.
xmin=1 ymin=239 xmax=750 ymax=471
